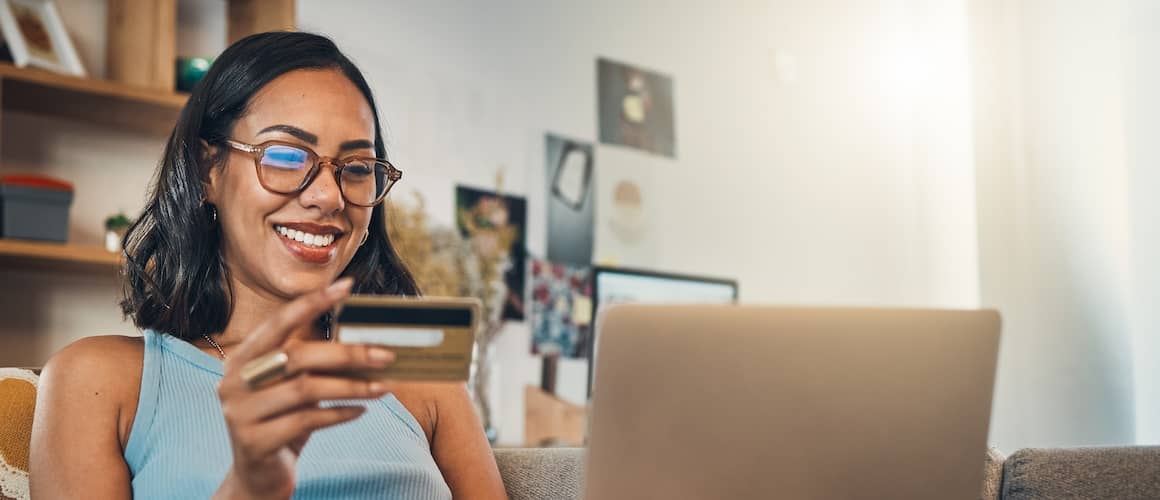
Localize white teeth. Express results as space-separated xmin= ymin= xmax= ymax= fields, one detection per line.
xmin=274 ymin=225 xmax=336 ymax=248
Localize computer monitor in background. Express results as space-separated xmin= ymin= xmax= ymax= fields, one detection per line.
xmin=586 ymin=266 xmax=739 ymax=396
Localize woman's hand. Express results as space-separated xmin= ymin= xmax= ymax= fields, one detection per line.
xmin=212 ymin=278 xmax=396 ymax=500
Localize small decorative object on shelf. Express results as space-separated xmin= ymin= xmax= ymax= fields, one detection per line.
xmin=0 ymin=0 xmax=86 ymax=76
xmin=0 ymin=174 xmax=73 ymax=242
xmin=104 ymin=212 xmax=132 ymax=252
xmin=175 ymin=57 xmax=211 ymax=92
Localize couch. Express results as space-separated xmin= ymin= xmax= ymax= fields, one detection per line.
xmin=3 ymin=368 xmax=1158 ymax=499
xmin=498 ymin=446 xmax=1160 ymax=500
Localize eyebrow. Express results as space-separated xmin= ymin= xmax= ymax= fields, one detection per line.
xmin=259 ymin=124 xmax=317 ymax=144
xmin=338 ymin=139 xmax=375 ymax=152
xmin=257 ymin=124 xmax=375 ymax=153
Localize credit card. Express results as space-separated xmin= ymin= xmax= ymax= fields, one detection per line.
xmin=332 ymin=295 xmax=480 ymax=382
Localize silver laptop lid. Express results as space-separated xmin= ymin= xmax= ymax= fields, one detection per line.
xmin=584 ymin=305 xmax=1000 ymax=500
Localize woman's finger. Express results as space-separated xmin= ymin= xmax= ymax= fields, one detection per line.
xmin=232 ymin=341 xmax=394 ymax=393
xmin=237 ymin=405 xmax=367 ymax=458
xmin=281 ymin=342 xmax=394 ymax=376
xmin=229 ymin=278 xmax=353 ymax=364
xmin=229 ymin=374 xmax=389 ymax=422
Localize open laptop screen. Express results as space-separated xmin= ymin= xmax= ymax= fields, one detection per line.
xmin=586 ymin=266 xmax=738 ymax=396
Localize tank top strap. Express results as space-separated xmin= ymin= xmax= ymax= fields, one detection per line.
xmin=124 ymin=329 xmax=163 ymax=467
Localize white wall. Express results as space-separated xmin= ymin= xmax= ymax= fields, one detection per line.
xmin=970 ymin=0 xmax=1139 ymax=449
xmin=17 ymin=0 xmax=1152 ymax=451
xmin=299 ymin=0 xmax=980 ymax=445
xmin=1126 ymin=0 xmax=1160 ymax=444
xmin=4 ymin=0 xmax=982 ymax=447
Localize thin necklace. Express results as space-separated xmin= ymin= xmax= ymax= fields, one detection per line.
xmin=202 ymin=334 xmax=227 ymax=360
xmin=201 ymin=316 xmax=332 ymax=361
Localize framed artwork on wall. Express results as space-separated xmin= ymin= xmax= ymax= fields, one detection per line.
xmin=529 ymin=258 xmax=592 ymax=359
xmin=455 ymin=185 xmax=528 ymax=321
xmin=597 ymin=57 xmax=675 ymax=158
xmin=545 ymin=133 xmax=596 ymax=267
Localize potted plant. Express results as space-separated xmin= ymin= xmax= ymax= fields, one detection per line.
xmin=104 ymin=212 xmax=132 ymax=252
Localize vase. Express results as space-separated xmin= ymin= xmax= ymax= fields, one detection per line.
xmin=470 ymin=330 xmax=500 ymax=444
xmin=104 ymin=228 xmax=127 ymax=252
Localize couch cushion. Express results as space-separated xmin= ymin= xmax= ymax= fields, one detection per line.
xmin=0 ymin=368 xmax=38 ymax=500
xmin=494 ymin=447 xmax=584 ymax=500
xmin=1001 ymin=446 xmax=1160 ymax=500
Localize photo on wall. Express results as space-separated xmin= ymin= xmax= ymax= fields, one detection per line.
xmin=529 ymin=258 xmax=592 ymax=358
xmin=607 ymin=178 xmax=647 ymax=244
xmin=597 ymin=57 xmax=675 ymax=158
xmin=545 ymin=133 xmax=596 ymax=267
xmin=455 ymin=186 xmax=528 ymax=320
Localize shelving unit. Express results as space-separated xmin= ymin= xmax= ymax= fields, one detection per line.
xmin=0 ymin=63 xmax=187 ymax=136
xmin=0 ymin=0 xmax=296 ymax=278
xmin=0 ymin=63 xmax=183 ymax=275
xmin=0 ymin=239 xmax=122 ymax=273
xmin=0 ymin=0 xmax=297 ymax=368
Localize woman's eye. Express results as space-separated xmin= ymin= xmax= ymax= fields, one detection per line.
xmin=344 ymin=164 xmax=373 ymax=177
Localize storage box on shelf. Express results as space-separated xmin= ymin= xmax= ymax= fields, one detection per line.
xmin=0 ymin=175 xmax=75 ymax=243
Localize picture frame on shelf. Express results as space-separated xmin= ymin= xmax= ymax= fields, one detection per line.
xmin=0 ymin=0 xmax=85 ymax=76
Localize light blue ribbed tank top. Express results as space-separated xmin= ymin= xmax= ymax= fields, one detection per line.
xmin=124 ymin=329 xmax=452 ymax=499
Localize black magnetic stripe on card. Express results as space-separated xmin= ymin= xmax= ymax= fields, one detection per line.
xmin=338 ymin=304 xmax=473 ymax=327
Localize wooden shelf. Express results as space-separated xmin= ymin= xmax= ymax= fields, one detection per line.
xmin=0 ymin=239 xmax=123 ymax=274
xmin=0 ymin=63 xmax=187 ymax=135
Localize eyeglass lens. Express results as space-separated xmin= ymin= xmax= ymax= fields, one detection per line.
xmin=258 ymin=144 xmax=392 ymax=205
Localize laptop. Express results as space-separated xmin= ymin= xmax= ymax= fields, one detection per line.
xmin=584 ymin=305 xmax=1001 ymax=500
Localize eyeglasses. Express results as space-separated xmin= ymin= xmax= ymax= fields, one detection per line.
xmin=225 ymin=139 xmax=402 ymax=207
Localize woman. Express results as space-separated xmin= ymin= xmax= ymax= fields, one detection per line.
xmin=30 ymin=32 xmax=507 ymax=499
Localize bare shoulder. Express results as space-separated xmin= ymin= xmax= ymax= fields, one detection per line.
xmin=43 ymin=334 xmax=144 ymax=387
xmin=39 ymin=335 xmax=145 ymax=443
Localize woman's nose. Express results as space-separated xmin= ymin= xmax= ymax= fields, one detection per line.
xmin=299 ymin=162 xmax=345 ymax=214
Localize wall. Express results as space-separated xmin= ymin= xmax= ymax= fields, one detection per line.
xmin=1126 ymin=0 xmax=1160 ymax=444
xmin=298 ymin=0 xmax=981 ymax=445
xmin=23 ymin=0 xmax=1143 ymax=450
xmin=970 ymin=0 xmax=1139 ymax=449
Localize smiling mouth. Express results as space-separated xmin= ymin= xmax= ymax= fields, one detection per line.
xmin=273 ymin=224 xmax=339 ymax=248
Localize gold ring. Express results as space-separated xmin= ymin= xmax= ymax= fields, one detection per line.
xmin=241 ymin=350 xmax=290 ymax=389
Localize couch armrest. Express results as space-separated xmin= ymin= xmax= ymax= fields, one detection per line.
xmin=1001 ymin=446 xmax=1160 ymax=500
xmin=981 ymin=447 xmax=1004 ymax=500
xmin=494 ymin=448 xmax=585 ymax=500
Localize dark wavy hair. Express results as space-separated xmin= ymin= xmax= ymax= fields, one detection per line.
xmin=120 ymin=31 xmax=420 ymax=341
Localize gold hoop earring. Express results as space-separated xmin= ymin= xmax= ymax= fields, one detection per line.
xmin=359 ymin=231 xmax=369 ymax=246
